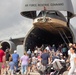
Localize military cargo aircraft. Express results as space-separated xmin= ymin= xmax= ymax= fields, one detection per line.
xmin=0 ymin=0 xmax=76 ymax=52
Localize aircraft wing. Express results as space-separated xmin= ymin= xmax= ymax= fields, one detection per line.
xmin=0 ymin=22 xmax=33 ymax=41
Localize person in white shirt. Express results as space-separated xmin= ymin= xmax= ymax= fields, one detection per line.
xmin=68 ymin=43 xmax=72 ymax=57
xmin=68 ymin=46 xmax=76 ymax=75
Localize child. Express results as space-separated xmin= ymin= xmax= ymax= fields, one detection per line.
xmin=8 ymin=57 xmax=15 ymax=75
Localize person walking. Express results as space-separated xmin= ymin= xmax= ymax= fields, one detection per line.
xmin=0 ymin=45 xmax=5 ymax=75
xmin=20 ymin=52 xmax=29 ymax=75
xmin=1 ymin=52 xmax=6 ymax=75
xmin=41 ymin=49 xmax=50 ymax=66
xmin=8 ymin=57 xmax=15 ymax=75
xmin=68 ymin=46 xmax=76 ymax=75
xmin=5 ymin=49 xmax=11 ymax=72
xmin=12 ymin=50 xmax=19 ymax=71
xmin=27 ymin=49 xmax=31 ymax=58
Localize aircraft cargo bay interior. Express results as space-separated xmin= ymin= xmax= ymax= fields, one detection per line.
xmin=24 ymin=27 xmax=73 ymax=50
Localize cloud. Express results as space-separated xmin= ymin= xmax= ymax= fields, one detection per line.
xmin=0 ymin=19 xmax=33 ymax=40
xmin=0 ymin=0 xmax=26 ymax=30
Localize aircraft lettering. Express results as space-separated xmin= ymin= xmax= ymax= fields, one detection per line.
xmin=22 ymin=0 xmax=75 ymax=17
xmin=25 ymin=3 xmax=64 ymax=7
xmin=25 ymin=4 xmax=28 ymax=6
xmin=50 ymin=3 xmax=64 ymax=6
xmin=38 ymin=4 xmax=49 ymax=6
xmin=29 ymin=4 xmax=37 ymax=7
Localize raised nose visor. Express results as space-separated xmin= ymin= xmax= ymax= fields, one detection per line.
xmin=24 ymin=11 xmax=73 ymax=51
xmin=33 ymin=17 xmax=67 ymax=32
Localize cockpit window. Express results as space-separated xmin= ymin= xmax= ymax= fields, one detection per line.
xmin=38 ymin=10 xmax=66 ymax=21
xmin=47 ymin=11 xmax=60 ymax=16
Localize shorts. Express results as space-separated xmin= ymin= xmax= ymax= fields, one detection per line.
xmin=6 ymin=61 xmax=9 ymax=67
xmin=41 ymin=60 xmax=48 ymax=66
xmin=0 ymin=62 xmax=2 ymax=70
xmin=2 ymin=64 xmax=6 ymax=69
xmin=8 ymin=69 xmax=14 ymax=75
xmin=31 ymin=62 xmax=37 ymax=65
xmin=28 ymin=63 xmax=31 ymax=67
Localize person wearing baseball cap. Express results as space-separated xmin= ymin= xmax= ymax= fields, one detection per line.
xmin=12 ymin=50 xmax=19 ymax=71
xmin=14 ymin=50 xmax=17 ymax=53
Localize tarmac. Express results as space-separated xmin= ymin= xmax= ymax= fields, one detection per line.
xmin=10 ymin=71 xmax=68 ymax=75
xmin=5 ymin=69 xmax=68 ymax=75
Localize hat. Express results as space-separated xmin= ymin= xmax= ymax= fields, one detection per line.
xmin=69 ymin=43 xmax=72 ymax=47
xmin=0 ymin=45 xmax=2 ymax=48
xmin=34 ymin=50 xmax=37 ymax=53
xmin=60 ymin=53 xmax=63 ymax=56
xmin=45 ymin=47 xmax=50 ymax=51
xmin=14 ymin=50 xmax=17 ymax=53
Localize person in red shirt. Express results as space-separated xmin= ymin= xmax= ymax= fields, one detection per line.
xmin=0 ymin=45 xmax=5 ymax=75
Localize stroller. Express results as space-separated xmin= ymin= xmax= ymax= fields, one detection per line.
xmin=37 ymin=62 xmax=55 ymax=75
xmin=37 ymin=59 xmax=68 ymax=75
xmin=44 ymin=59 xmax=67 ymax=75
xmin=50 ymin=59 xmax=67 ymax=75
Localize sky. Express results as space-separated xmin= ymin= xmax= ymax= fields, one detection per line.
xmin=0 ymin=0 xmax=76 ymax=40
xmin=0 ymin=0 xmax=33 ymax=40
xmin=0 ymin=0 xmax=33 ymax=29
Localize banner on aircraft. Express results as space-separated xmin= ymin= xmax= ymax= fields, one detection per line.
xmin=21 ymin=0 xmax=75 ymax=15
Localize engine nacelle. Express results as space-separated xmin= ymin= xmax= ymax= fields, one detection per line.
xmin=1 ymin=40 xmax=16 ymax=53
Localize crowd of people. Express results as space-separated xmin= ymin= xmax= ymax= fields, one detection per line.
xmin=0 ymin=43 xmax=76 ymax=75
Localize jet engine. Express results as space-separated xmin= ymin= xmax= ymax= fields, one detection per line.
xmin=1 ymin=40 xmax=16 ymax=53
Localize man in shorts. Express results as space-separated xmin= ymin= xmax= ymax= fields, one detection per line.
xmin=12 ymin=50 xmax=19 ymax=71
xmin=41 ymin=49 xmax=50 ymax=66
